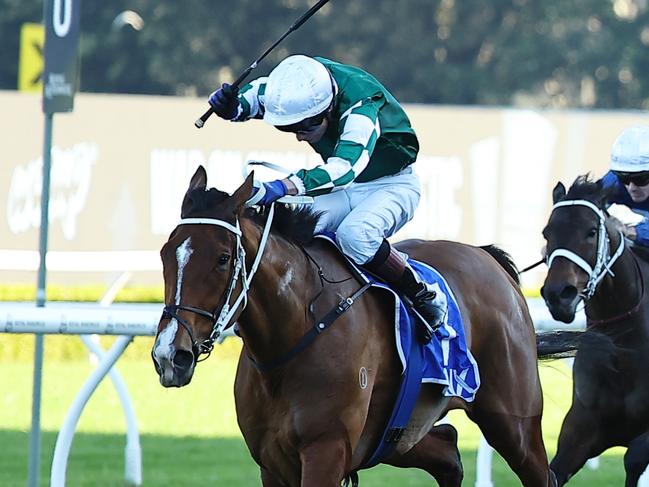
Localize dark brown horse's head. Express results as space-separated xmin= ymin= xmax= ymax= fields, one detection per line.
xmin=541 ymin=175 xmax=616 ymax=323
xmin=152 ymin=166 xmax=253 ymax=387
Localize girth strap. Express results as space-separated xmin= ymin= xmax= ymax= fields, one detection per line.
xmin=358 ymin=323 xmax=425 ymax=469
xmin=248 ymin=282 xmax=372 ymax=372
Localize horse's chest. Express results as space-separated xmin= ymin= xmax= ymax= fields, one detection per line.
xmin=622 ymin=373 xmax=649 ymax=424
xmin=574 ymin=340 xmax=649 ymax=416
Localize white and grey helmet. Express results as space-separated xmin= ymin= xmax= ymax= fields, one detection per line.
xmin=263 ymin=55 xmax=334 ymax=127
xmin=610 ymin=125 xmax=649 ymax=172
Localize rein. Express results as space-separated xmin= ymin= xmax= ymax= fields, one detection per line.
xmin=520 ymin=258 xmax=545 ymax=273
xmin=587 ymin=251 xmax=645 ymax=327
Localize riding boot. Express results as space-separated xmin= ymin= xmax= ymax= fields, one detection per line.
xmin=364 ymin=240 xmax=448 ymax=344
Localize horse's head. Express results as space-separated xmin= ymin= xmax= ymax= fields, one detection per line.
xmin=540 ymin=175 xmax=618 ymax=323
xmin=152 ymin=166 xmax=254 ymax=387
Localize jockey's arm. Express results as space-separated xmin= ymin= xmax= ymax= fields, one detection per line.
xmin=232 ymin=78 xmax=269 ymax=121
xmin=287 ymin=98 xmax=382 ymax=196
xmin=632 ymin=220 xmax=649 ymax=245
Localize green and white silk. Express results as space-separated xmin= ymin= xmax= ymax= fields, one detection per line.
xmin=233 ymin=57 xmax=419 ymax=196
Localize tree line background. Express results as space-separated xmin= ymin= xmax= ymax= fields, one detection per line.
xmin=2 ymin=0 xmax=649 ymax=109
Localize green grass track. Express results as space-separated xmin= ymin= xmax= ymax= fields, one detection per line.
xmin=0 ymin=339 xmax=626 ymax=486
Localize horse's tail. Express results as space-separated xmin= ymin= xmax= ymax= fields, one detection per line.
xmin=536 ymin=330 xmax=582 ymax=359
xmin=480 ymin=244 xmax=520 ymax=286
xmin=536 ymin=329 xmax=622 ymax=363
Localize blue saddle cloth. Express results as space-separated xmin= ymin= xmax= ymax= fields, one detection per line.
xmin=316 ymin=235 xmax=480 ymax=402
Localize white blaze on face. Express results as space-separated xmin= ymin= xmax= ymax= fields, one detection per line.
xmin=154 ymin=237 xmax=194 ymax=360
xmin=174 ymin=237 xmax=194 ymax=305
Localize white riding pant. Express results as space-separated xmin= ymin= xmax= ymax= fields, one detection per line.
xmin=310 ymin=167 xmax=421 ymax=264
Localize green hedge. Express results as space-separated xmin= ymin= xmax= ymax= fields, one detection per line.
xmin=0 ymin=284 xmax=164 ymax=303
xmin=0 ymin=283 xmax=541 ymax=302
xmin=0 ymin=334 xmax=243 ymax=362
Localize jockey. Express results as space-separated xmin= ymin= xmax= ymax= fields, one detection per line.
xmin=208 ymin=54 xmax=447 ymax=343
xmin=601 ymin=125 xmax=649 ymax=246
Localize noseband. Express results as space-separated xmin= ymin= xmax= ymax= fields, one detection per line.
xmin=547 ymin=199 xmax=625 ymax=300
xmin=162 ymin=206 xmax=277 ymax=360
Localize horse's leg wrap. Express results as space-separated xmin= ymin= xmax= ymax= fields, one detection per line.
xmin=364 ymin=240 xmax=447 ymax=343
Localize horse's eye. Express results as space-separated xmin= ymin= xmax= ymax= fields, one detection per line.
xmin=587 ymin=228 xmax=597 ymax=238
xmin=218 ymin=254 xmax=231 ymax=266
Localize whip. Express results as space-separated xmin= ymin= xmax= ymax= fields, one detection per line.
xmin=195 ymin=0 xmax=332 ymax=128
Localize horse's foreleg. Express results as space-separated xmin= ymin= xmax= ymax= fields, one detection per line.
xmin=299 ymin=436 xmax=351 ymax=487
xmin=384 ymin=423 xmax=463 ymax=487
xmin=624 ymin=431 xmax=649 ymax=487
xmin=260 ymin=467 xmax=288 ymax=487
xmin=550 ymin=407 xmax=607 ymax=486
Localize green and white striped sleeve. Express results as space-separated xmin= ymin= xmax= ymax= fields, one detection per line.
xmin=233 ymin=78 xmax=267 ymax=121
xmin=289 ymin=98 xmax=381 ymax=196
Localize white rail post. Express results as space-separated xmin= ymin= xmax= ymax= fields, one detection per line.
xmin=80 ymin=335 xmax=142 ymax=485
xmin=475 ymin=435 xmax=494 ymax=487
xmin=50 ymin=335 xmax=133 ymax=487
xmin=639 ymin=467 xmax=649 ymax=487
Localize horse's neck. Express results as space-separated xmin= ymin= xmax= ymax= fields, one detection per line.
xmin=238 ymin=225 xmax=317 ymax=364
xmin=588 ymin=244 xmax=641 ymax=321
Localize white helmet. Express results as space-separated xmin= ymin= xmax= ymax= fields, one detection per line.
xmin=610 ymin=125 xmax=649 ymax=172
xmin=263 ymin=55 xmax=333 ymax=126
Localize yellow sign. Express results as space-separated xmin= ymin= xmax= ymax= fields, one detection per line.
xmin=18 ymin=23 xmax=44 ymax=92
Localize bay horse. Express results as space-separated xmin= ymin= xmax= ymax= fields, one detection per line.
xmin=152 ymin=165 xmax=556 ymax=486
xmin=539 ymin=175 xmax=649 ymax=486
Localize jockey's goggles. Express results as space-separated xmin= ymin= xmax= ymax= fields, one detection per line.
xmin=614 ymin=170 xmax=649 ymax=187
xmin=274 ymin=111 xmax=328 ymax=134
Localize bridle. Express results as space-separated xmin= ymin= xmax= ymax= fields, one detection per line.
xmin=546 ymin=199 xmax=625 ymax=300
xmin=162 ymin=204 xmax=277 ymax=360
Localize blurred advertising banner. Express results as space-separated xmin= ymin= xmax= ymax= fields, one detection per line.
xmin=0 ymin=91 xmax=646 ymax=288
xmin=43 ymin=0 xmax=80 ymax=113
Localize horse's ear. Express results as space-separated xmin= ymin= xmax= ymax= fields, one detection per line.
xmin=188 ymin=165 xmax=208 ymax=192
xmin=596 ymin=178 xmax=614 ymax=207
xmin=181 ymin=166 xmax=208 ymax=217
xmin=552 ymin=182 xmax=566 ymax=203
xmin=230 ymin=172 xmax=255 ymax=212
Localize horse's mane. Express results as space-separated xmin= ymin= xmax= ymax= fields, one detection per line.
xmin=246 ymin=205 xmax=321 ymax=246
xmin=183 ymin=187 xmax=321 ymax=246
xmin=562 ymin=174 xmax=615 ymax=207
xmin=182 ymin=187 xmax=231 ymax=214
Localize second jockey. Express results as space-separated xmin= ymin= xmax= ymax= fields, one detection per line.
xmin=601 ymin=125 xmax=649 ymax=247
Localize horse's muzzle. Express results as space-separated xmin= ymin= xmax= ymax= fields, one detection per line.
xmin=541 ymin=283 xmax=580 ymax=323
xmin=152 ymin=349 xmax=196 ymax=388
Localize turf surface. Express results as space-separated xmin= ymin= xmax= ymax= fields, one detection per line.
xmin=0 ymin=339 xmax=626 ymax=486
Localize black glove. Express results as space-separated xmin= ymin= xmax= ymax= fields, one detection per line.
xmin=208 ymin=83 xmax=240 ymax=120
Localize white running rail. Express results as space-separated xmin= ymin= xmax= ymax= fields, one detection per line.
xmin=2 ymin=300 xmax=647 ymax=486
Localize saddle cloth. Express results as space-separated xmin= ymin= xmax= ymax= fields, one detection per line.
xmin=316 ymin=235 xmax=481 ymax=402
